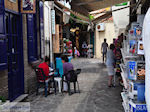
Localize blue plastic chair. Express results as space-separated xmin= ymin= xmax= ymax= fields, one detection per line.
xmin=55 ymin=58 xmax=63 ymax=77
xmin=55 ymin=56 xmax=73 ymax=77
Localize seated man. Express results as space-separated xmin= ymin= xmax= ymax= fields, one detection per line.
xmin=61 ymin=55 xmax=74 ymax=79
xmin=38 ymin=57 xmax=50 ymax=80
xmin=61 ymin=55 xmax=74 ymax=93
xmin=38 ymin=57 xmax=53 ymax=93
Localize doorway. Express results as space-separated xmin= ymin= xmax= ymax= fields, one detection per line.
xmin=5 ymin=12 xmax=24 ymax=101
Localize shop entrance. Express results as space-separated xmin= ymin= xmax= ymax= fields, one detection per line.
xmin=5 ymin=12 xmax=24 ymax=101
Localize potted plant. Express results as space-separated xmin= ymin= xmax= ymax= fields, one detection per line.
xmin=0 ymin=96 xmax=10 ymax=112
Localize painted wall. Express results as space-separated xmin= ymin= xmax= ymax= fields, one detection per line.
xmin=95 ymin=21 xmax=115 ymax=59
xmin=112 ymin=2 xmax=130 ymax=36
xmin=22 ymin=15 xmax=39 ymax=95
xmin=44 ymin=2 xmax=51 ymax=57
xmin=143 ymin=8 xmax=150 ymax=112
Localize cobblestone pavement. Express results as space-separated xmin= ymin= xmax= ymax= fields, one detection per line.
xmin=26 ymin=58 xmax=123 ymax=112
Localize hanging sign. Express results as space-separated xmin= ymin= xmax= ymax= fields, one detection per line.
xmin=51 ymin=10 xmax=55 ymax=34
xmin=21 ymin=0 xmax=36 ymax=13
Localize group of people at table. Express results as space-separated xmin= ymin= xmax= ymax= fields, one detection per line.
xmin=38 ymin=55 xmax=74 ymax=94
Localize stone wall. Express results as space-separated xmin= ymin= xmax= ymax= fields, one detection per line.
xmin=22 ymin=15 xmax=40 ymax=95
xmin=0 ymin=70 xmax=8 ymax=99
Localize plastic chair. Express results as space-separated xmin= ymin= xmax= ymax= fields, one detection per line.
xmin=55 ymin=58 xmax=63 ymax=77
xmin=54 ymin=57 xmax=73 ymax=93
xmin=61 ymin=69 xmax=81 ymax=95
xmin=35 ymin=68 xmax=56 ymax=97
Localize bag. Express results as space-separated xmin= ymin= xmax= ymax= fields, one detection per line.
xmin=66 ymin=70 xmax=77 ymax=82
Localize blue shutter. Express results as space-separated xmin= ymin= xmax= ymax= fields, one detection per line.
xmin=39 ymin=1 xmax=44 ymax=58
xmin=0 ymin=0 xmax=4 ymax=34
xmin=27 ymin=14 xmax=37 ymax=62
xmin=0 ymin=1 xmax=7 ymax=70
xmin=0 ymin=35 xmax=7 ymax=70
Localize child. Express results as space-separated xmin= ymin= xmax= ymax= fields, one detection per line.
xmin=106 ymin=44 xmax=116 ymax=87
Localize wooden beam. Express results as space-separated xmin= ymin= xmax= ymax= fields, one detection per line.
xmin=75 ymin=0 xmax=103 ymax=6
xmin=92 ymin=3 xmax=136 ymax=23
xmin=55 ymin=1 xmax=90 ymax=22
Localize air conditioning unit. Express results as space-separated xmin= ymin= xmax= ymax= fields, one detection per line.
xmin=96 ymin=23 xmax=105 ymax=31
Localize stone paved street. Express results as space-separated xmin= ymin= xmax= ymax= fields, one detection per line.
xmin=26 ymin=58 xmax=123 ymax=112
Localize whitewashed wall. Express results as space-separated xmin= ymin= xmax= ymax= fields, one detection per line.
xmin=44 ymin=2 xmax=51 ymax=57
xmin=143 ymin=8 xmax=150 ymax=112
xmin=95 ymin=21 xmax=116 ymax=59
xmin=112 ymin=2 xmax=129 ymax=36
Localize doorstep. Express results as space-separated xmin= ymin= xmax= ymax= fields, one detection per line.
xmin=13 ymin=94 xmax=28 ymax=102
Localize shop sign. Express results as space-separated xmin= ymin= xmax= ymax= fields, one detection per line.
xmin=21 ymin=0 xmax=36 ymax=13
xmin=51 ymin=10 xmax=55 ymax=34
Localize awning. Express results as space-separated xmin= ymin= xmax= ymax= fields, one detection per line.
xmin=54 ymin=1 xmax=90 ymax=22
xmin=71 ymin=0 xmax=130 ymax=16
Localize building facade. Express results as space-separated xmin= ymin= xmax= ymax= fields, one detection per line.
xmin=95 ymin=21 xmax=116 ymax=59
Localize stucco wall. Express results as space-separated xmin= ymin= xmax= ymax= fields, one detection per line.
xmin=44 ymin=2 xmax=51 ymax=57
xmin=112 ymin=2 xmax=129 ymax=36
xmin=95 ymin=21 xmax=115 ymax=59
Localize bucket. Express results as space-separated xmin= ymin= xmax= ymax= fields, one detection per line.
xmin=137 ymin=83 xmax=145 ymax=102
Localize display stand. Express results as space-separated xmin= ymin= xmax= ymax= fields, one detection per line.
xmin=120 ymin=22 xmax=147 ymax=112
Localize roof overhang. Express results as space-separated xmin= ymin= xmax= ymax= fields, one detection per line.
xmin=71 ymin=0 xmax=130 ymax=16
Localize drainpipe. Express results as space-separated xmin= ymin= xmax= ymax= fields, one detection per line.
xmin=49 ymin=1 xmax=54 ymax=66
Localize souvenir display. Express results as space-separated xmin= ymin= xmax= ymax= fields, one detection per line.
xmin=137 ymin=62 xmax=145 ymax=80
xmin=128 ymin=61 xmax=137 ymax=80
xmin=137 ymin=40 xmax=144 ymax=55
xmin=129 ymin=100 xmax=147 ymax=112
xmin=129 ymin=40 xmax=137 ymax=55
xmin=120 ymin=21 xmax=147 ymax=112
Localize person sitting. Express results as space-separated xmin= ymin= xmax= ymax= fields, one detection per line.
xmin=61 ymin=55 xmax=74 ymax=93
xmin=61 ymin=55 xmax=74 ymax=80
xmin=38 ymin=57 xmax=53 ymax=93
xmin=38 ymin=56 xmax=50 ymax=80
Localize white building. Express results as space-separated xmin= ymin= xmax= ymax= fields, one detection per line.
xmin=95 ymin=20 xmax=116 ymax=59
xmin=112 ymin=2 xmax=130 ymax=36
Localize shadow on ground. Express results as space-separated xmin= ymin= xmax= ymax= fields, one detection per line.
xmin=75 ymin=63 xmax=123 ymax=112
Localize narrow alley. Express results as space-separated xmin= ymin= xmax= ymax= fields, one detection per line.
xmin=27 ymin=58 xmax=123 ymax=112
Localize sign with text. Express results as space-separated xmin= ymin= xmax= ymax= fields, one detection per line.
xmin=21 ymin=0 xmax=36 ymax=13
xmin=51 ymin=10 xmax=55 ymax=34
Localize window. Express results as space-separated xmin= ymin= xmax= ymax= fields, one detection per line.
xmin=0 ymin=0 xmax=4 ymax=6
xmin=0 ymin=3 xmax=7 ymax=70
xmin=27 ymin=14 xmax=38 ymax=62
xmin=0 ymin=9 xmax=4 ymax=34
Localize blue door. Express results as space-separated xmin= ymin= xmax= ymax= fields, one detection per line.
xmin=5 ymin=12 xmax=24 ymax=101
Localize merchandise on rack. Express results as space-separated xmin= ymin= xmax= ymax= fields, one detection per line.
xmin=120 ymin=20 xmax=147 ymax=112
